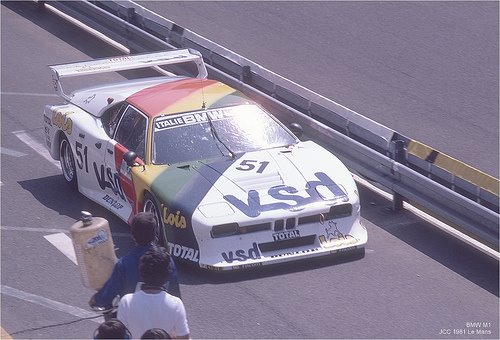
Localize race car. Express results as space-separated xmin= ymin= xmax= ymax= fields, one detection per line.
xmin=43 ymin=49 xmax=367 ymax=270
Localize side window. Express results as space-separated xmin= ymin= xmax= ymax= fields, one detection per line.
xmin=114 ymin=106 xmax=147 ymax=160
xmin=101 ymin=102 xmax=126 ymax=138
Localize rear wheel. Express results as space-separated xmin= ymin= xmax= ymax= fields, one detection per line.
xmin=59 ymin=135 xmax=77 ymax=189
xmin=142 ymin=193 xmax=166 ymax=246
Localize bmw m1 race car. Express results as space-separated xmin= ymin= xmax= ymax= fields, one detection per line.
xmin=43 ymin=49 xmax=367 ymax=270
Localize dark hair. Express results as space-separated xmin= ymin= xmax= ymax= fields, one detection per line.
xmin=131 ymin=212 xmax=157 ymax=245
xmin=94 ymin=319 xmax=131 ymax=339
xmin=141 ymin=328 xmax=171 ymax=339
xmin=139 ymin=247 xmax=171 ymax=286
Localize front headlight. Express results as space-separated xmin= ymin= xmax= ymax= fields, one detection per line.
xmin=211 ymin=222 xmax=239 ymax=238
xmin=327 ymin=203 xmax=353 ymax=219
xmin=316 ymin=184 xmax=348 ymax=202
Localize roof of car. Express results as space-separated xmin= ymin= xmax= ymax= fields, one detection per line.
xmin=126 ymin=78 xmax=250 ymax=118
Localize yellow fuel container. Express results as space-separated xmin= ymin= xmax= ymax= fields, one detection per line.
xmin=70 ymin=211 xmax=117 ymax=290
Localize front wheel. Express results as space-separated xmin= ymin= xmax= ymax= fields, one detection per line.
xmin=59 ymin=135 xmax=77 ymax=189
xmin=142 ymin=193 xmax=166 ymax=246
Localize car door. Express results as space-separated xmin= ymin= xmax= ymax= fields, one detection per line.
xmin=72 ymin=110 xmax=116 ymax=207
xmin=104 ymin=105 xmax=147 ymax=222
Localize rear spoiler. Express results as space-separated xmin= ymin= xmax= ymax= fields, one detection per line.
xmin=49 ymin=49 xmax=208 ymax=100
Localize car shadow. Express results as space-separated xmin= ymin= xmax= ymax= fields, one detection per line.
xmin=17 ymin=175 xmax=133 ymax=258
xmin=176 ymin=248 xmax=365 ymax=284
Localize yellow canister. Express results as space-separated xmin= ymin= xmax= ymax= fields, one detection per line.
xmin=70 ymin=211 xmax=117 ymax=290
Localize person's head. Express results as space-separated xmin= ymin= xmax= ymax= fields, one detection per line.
xmin=93 ymin=319 xmax=131 ymax=339
xmin=141 ymin=328 xmax=171 ymax=339
xmin=139 ymin=247 xmax=171 ymax=286
xmin=131 ymin=212 xmax=157 ymax=245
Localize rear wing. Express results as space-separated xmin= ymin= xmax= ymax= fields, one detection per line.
xmin=49 ymin=49 xmax=208 ymax=101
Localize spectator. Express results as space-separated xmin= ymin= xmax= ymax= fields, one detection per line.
xmin=141 ymin=328 xmax=171 ymax=339
xmin=89 ymin=212 xmax=181 ymax=314
xmin=93 ymin=318 xmax=131 ymax=339
xmin=118 ymin=247 xmax=190 ymax=339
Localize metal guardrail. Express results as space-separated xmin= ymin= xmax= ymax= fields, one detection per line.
xmin=43 ymin=0 xmax=499 ymax=251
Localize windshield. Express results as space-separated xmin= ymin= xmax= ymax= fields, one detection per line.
xmin=152 ymin=105 xmax=297 ymax=164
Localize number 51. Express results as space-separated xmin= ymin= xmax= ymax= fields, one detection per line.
xmin=236 ymin=160 xmax=269 ymax=173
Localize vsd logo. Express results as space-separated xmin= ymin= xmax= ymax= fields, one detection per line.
xmin=221 ymin=242 xmax=261 ymax=263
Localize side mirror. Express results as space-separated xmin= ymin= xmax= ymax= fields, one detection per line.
xmin=289 ymin=123 xmax=303 ymax=138
xmin=123 ymin=151 xmax=138 ymax=166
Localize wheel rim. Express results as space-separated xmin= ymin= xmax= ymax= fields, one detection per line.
xmin=143 ymin=199 xmax=156 ymax=215
xmin=60 ymin=139 xmax=75 ymax=183
xmin=143 ymin=197 xmax=163 ymax=245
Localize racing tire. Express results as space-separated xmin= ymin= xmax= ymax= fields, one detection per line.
xmin=59 ymin=135 xmax=77 ymax=189
xmin=142 ymin=192 xmax=167 ymax=247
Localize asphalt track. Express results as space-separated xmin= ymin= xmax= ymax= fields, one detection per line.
xmin=139 ymin=1 xmax=499 ymax=178
xmin=1 ymin=2 xmax=498 ymax=339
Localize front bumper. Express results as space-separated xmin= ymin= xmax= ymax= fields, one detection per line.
xmin=195 ymin=216 xmax=367 ymax=271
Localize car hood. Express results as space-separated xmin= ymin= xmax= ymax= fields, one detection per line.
xmin=150 ymin=141 xmax=353 ymax=217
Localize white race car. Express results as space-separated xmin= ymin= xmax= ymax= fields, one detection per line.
xmin=43 ymin=49 xmax=367 ymax=270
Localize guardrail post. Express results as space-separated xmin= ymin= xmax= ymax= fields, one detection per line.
xmin=392 ymin=140 xmax=406 ymax=211
xmin=125 ymin=7 xmax=135 ymax=23
xmin=242 ymin=65 xmax=251 ymax=83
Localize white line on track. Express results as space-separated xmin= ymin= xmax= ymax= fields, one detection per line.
xmin=0 ymin=225 xmax=129 ymax=238
xmin=0 ymin=285 xmax=103 ymax=324
xmin=44 ymin=3 xmax=130 ymax=54
xmin=12 ymin=130 xmax=60 ymax=168
xmin=0 ymin=147 xmax=27 ymax=157
xmin=44 ymin=233 xmax=78 ymax=265
xmin=1 ymin=226 xmax=69 ymax=234
xmin=1 ymin=91 xmax=58 ymax=97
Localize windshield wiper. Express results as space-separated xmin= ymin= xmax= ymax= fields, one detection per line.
xmin=206 ymin=114 xmax=235 ymax=159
